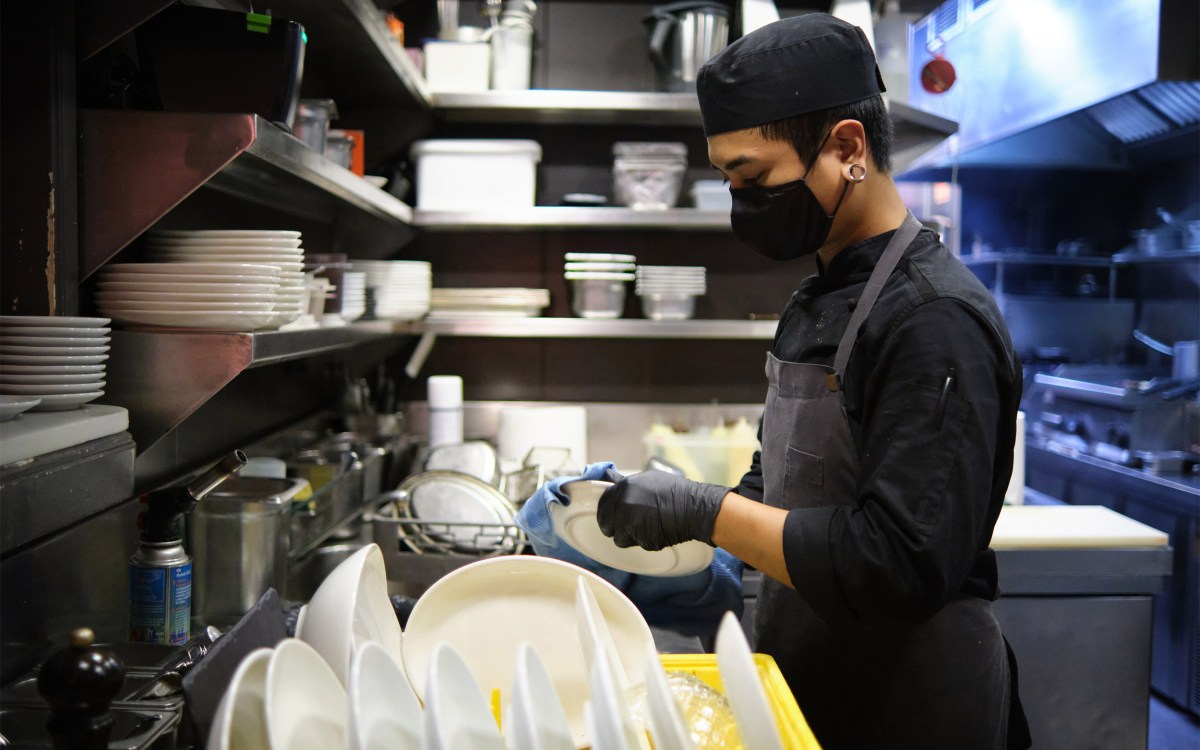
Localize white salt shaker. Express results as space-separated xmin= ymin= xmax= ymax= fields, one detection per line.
xmin=427 ymin=375 xmax=464 ymax=447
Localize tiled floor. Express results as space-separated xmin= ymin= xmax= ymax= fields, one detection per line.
xmin=1149 ymin=695 xmax=1198 ymax=749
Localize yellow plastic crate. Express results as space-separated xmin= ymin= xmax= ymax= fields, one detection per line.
xmin=659 ymin=653 xmax=822 ymax=750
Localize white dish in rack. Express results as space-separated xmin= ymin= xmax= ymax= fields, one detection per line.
xmin=265 ymin=639 xmax=348 ymax=750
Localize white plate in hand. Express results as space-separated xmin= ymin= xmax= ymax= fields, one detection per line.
xmin=715 ymin=611 xmax=784 ymax=750
xmin=552 ymin=479 xmax=713 ymax=577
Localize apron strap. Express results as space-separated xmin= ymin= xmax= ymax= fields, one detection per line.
xmin=832 ymin=212 xmax=924 ymax=377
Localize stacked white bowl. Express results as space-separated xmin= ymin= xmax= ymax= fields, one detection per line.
xmin=635 ymin=265 xmax=707 ymax=320
xmin=341 ymin=271 xmax=367 ymax=322
xmin=0 ymin=316 xmax=111 ymax=413
xmin=140 ymin=230 xmax=307 ymax=328
xmin=350 ymin=261 xmax=432 ymax=321
xmin=563 ymin=253 xmax=636 ymax=319
xmin=96 ymin=263 xmax=285 ymax=331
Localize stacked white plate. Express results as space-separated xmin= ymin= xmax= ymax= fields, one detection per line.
xmin=350 ymin=261 xmax=431 ymax=321
xmin=428 ymin=288 xmax=550 ymax=318
xmin=0 ymin=316 xmax=111 ymax=412
xmin=563 ymin=252 xmax=637 ymax=278
xmin=96 ymin=263 xmax=285 ymax=331
xmin=142 ymin=230 xmax=306 ymax=328
xmin=342 ymin=271 xmax=367 ymax=322
xmin=635 ymin=265 xmax=707 ymax=321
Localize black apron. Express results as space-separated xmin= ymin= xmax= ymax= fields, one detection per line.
xmin=754 ymin=214 xmax=1025 ymax=749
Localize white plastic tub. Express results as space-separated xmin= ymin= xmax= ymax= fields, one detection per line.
xmin=411 ymin=140 xmax=542 ymax=211
xmin=690 ymin=179 xmax=732 ymax=211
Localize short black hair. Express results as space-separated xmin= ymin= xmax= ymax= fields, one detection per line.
xmin=756 ymin=95 xmax=894 ymax=175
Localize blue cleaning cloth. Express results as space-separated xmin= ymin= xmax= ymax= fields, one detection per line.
xmin=514 ymin=462 xmax=744 ymax=638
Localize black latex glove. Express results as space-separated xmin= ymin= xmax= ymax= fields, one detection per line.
xmin=597 ymin=470 xmax=730 ymax=551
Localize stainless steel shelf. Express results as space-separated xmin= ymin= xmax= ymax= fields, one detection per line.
xmin=269 ymin=0 xmax=430 ymax=110
xmin=413 ymin=207 xmax=731 ymax=230
xmin=432 ymin=90 xmax=703 ymax=126
xmin=960 ymin=252 xmax=1119 ymax=267
xmin=80 ymin=111 xmax=416 ymax=278
xmin=403 ymin=317 xmax=777 ymax=339
xmin=101 ymin=322 xmax=409 ymax=452
xmin=1112 ymin=250 xmax=1200 ymax=265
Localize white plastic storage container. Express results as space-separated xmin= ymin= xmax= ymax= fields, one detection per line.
xmin=411 ymin=139 xmax=542 ymax=211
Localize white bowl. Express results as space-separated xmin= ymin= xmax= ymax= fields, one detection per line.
xmin=265 ymin=639 xmax=348 ymax=750
xmin=206 ymin=647 xmax=272 ymax=750
xmin=297 ymin=543 xmax=403 ymax=687
xmin=348 ymin=642 xmax=423 ymax=750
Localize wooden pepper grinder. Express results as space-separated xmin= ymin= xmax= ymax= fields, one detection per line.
xmin=36 ymin=627 xmax=126 ymax=750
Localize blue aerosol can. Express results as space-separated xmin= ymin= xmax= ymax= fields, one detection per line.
xmin=129 ymin=451 xmax=246 ymax=645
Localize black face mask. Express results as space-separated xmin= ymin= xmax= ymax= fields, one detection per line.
xmin=730 ymin=171 xmax=850 ymax=262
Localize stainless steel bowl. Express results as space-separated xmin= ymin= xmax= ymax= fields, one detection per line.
xmin=639 ymin=292 xmax=697 ymax=321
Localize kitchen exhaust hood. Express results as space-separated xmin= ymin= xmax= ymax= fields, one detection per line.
xmin=899 ymin=0 xmax=1199 ymax=174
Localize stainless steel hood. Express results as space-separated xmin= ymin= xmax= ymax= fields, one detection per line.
xmin=899 ymin=0 xmax=1199 ymax=173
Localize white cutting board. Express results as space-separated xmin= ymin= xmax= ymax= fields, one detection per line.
xmin=0 ymin=405 xmax=129 ymax=465
xmin=990 ymin=505 xmax=1168 ymax=549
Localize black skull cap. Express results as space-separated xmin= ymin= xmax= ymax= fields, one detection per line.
xmin=697 ymin=13 xmax=886 ymax=137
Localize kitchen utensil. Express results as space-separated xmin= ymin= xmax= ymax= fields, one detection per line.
xmin=265 ymin=639 xmax=348 ymax=749
xmin=1131 ymin=226 xmax=1180 ymax=255
xmin=190 ymin=477 xmax=304 ymax=629
xmin=715 ymin=611 xmax=785 ymax=750
xmin=566 ymin=274 xmax=632 ymax=318
xmin=554 ymin=479 xmax=714 ymax=576
xmin=423 ymin=642 xmax=505 ymax=750
xmin=135 ymin=4 xmax=306 ymax=129
xmin=438 ymin=0 xmax=461 ymax=36
xmin=294 ymin=99 xmax=339 ymax=154
xmin=644 ymin=2 xmax=731 ymax=93
xmin=639 ymin=293 xmax=698 ymax=320
xmin=348 ymin=641 xmax=423 ymax=750
xmin=296 ymin=544 xmax=404 ymax=687
xmin=401 ymin=556 xmax=655 ymax=748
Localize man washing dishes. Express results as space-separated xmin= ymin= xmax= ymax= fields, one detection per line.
xmin=597 ymin=13 xmax=1031 ymax=749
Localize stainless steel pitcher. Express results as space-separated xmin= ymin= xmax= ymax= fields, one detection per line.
xmin=645 ymin=1 xmax=730 ymax=92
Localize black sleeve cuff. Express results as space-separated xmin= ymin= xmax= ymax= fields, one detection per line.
xmin=783 ymin=506 xmax=857 ymax=624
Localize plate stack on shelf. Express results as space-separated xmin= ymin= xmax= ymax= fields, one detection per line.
xmin=0 ymin=316 xmax=111 ymax=413
xmin=341 ymin=271 xmax=367 ymax=322
xmin=142 ymin=230 xmax=307 ymax=328
xmin=96 ymin=263 xmax=285 ymax=331
xmin=563 ymin=253 xmax=637 ymax=319
xmin=635 ymin=265 xmax=707 ymax=321
xmin=350 ymin=261 xmax=432 ymax=321
xmin=428 ymin=288 xmax=550 ymax=319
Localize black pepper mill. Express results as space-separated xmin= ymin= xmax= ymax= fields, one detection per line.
xmin=36 ymin=627 xmax=126 ymax=750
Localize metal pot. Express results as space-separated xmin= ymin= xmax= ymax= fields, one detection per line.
xmin=1131 ymin=227 xmax=1180 ymax=255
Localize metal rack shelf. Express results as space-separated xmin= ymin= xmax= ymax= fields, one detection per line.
xmin=80 ymin=110 xmax=416 ymax=278
xmin=270 ymin=0 xmax=430 ymax=110
xmin=100 ymin=322 xmax=407 ymax=452
xmin=960 ymin=253 xmax=1119 ymax=267
xmin=413 ymin=207 xmax=730 ymax=230
xmin=403 ymin=317 xmax=777 ymax=339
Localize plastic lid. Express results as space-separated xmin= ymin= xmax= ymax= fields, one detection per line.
xmin=427 ymin=375 xmax=463 ymax=408
xmin=410 ymin=139 xmax=543 ymax=161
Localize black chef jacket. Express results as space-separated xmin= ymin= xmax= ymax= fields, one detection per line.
xmin=735 ymin=227 xmax=1022 ymax=626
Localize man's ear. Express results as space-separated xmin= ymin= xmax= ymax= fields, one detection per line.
xmin=830 ymin=119 xmax=868 ymax=166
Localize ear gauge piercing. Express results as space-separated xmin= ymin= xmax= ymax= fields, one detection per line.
xmin=847 ymin=163 xmax=868 ymax=183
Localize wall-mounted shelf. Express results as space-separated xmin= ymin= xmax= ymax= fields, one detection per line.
xmin=433 ymin=90 xmax=702 ymax=126
xmin=402 ymin=317 xmax=776 ymax=340
xmin=80 ymin=110 xmax=416 ymax=278
xmin=413 ymin=207 xmax=730 ymax=230
xmin=100 ymin=322 xmax=408 ymax=452
xmin=270 ymin=0 xmax=430 ymax=110
xmin=961 ymin=253 xmax=1119 ymax=268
